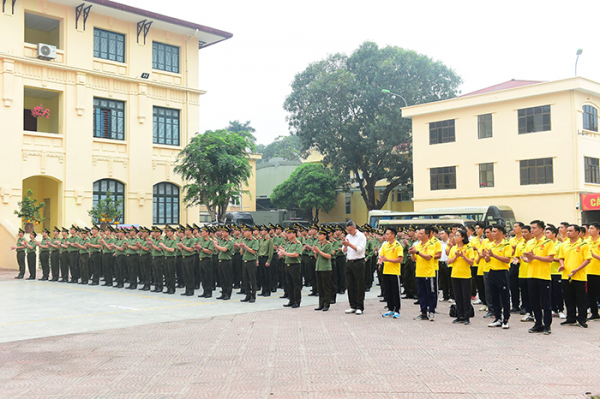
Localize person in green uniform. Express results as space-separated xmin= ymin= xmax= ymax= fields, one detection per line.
xmin=401 ymin=226 xmax=417 ymax=299
xmin=175 ymin=226 xmax=185 ymax=288
xmin=112 ymin=228 xmax=127 ymax=288
xmin=137 ymin=227 xmax=152 ymax=291
xmin=124 ymin=227 xmax=140 ymax=289
xmin=159 ymin=226 xmax=178 ymax=294
xmin=313 ymin=227 xmax=333 ymax=311
xmin=24 ymin=231 xmax=38 ymax=280
xmin=178 ymin=224 xmax=197 ymax=296
xmin=88 ymin=226 xmax=102 ymax=285
xmin=77 ymin=228 xmax=90 ymax=284
xmin=335 ymin=225 xmax=347 ymax=294
xmin=257 ymin=225 xmax=274 ymax=297
xmin=100 ymin=226 xmax=115 ymax=286
xmin=304 ymin=224 xmax=318 ymax=296
xmin=196 ymin=226 xmax=215 ymax=298
xmin=239 ymin=224 xmax=259 ymax=302
xmin=364 ymin=226 xmax=375 ymax=292
xmin=232 ymin=226 xmax=243 ymax=290
xmin=147 ymin=226 xmax=164 ymax=293
xmin=278 ymin=227 xmax=303 ymax=308
xmin=58 ymin=228 xmax=70 ymax=282
xmin=213 ymin=226 xmax=234 ymax=300
xmin=38 ymin=228 xmax=51 ymax=280
xmin=11 ymin=228 xmax=27 ymax=279
xmin=48 ymin=227 xmax=61 ymax=281
xmin=67 ymin=226 xmax=80 ymax=283
xmin=252 ymin=225 xmax=262 ymax=292
xmin=268 ymin=224 xmax=279 ymax=292
xmin=192 ymin=224 xmax=201 ymax=290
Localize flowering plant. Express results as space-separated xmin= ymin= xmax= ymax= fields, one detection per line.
xmin=14 ymin=189 xmax=46 ymax=225
xmin=31 ymin=105 xmax=50 ymax=119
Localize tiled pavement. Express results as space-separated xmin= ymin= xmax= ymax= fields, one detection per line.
xmin=1 ymin=268 xmax=600 ymax=399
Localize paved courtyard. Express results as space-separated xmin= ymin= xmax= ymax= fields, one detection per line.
xmin=1 ymin=267 xmax=599 ymax=399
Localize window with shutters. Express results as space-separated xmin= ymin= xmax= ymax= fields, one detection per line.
xmin=518 ymin=105 xmax=551 ymax=134
xmin=583 ymin=105 xmax=598 ymax=132
xmin=93 ymin=98 xmax=125 ymax=140
xmin=93 ymin=28 xmax=125 ymax=63
xmin=152 ymin=42 xmax=180 ymax=73
xmin=520 ymin=158 xmax=553 ymax=185
xmin=430 ymin=166 xmax=456 ymax=190
xmin=93 ymin=179 xmax=125 ymax=223
xmin=153 ymin=183 xmax=180 ymax=225
xmin=153 ymin=107 xmax=180 ymax=146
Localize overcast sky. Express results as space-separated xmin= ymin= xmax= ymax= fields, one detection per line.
xmin=132 ymin=0 xmax=600 ymax=145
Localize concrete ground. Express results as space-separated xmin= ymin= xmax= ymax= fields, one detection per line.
xmin=1 ymin=267 xmax=600 ymax=399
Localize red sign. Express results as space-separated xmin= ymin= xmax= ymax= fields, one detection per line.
xmin=581 ymin=193 xmax=600 ymax=211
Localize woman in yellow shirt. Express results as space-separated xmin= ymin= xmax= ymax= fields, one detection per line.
xmin=448 ymin=229 xmax=475 ymax=325
xmin=378 ymin=227 xmax=404 ymax=318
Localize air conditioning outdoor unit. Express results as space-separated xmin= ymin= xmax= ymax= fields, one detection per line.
xmin=37 ymin=43 xmax=57 ymax=60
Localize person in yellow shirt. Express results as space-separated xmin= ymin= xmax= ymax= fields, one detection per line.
xmin=514 ymin=226 xmax=533 ymax=321
xmin=545 ymin=226 xmax=566 ymax=319
xmin=558 ymin=224 xmax=592 ymax=328
xmin=521 ymin=220 xmax=556 ymax=334
xmin=448 ymin=229 xmax=475 ymax=325
xmin=508 ymin=222 xmax=525 ymax=313
xmin=378 ymin=227 xmax=404 ymax=318
xmin=586 ymin=223 xmax=600 ymax=321
xmin=408 ymin=226 xmax=438 ymax=321
xmin=470 ymin=222 xmax=487 ymax=311
xmin=480 ymin=226 xmax=495 ymax=318
xmin=484 ymin=226 xmax=512 ymax=329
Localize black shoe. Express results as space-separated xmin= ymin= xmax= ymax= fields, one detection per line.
xmin=168 ymin=290 xmax=175 ymax=294
xmin=116 ymin=284 xmax=124 ymax=288
xmin=283 ymin=302 xmax=293 ymax=307
xmin=257 ymin=293 xmax=266 ymax=297
xmin=280 ymin=295 xmax=288 ymax=299
xmin=50 ymin=278 xmax=59 ymax=282
xmin=102 ymin=283 xmax=111 ymax=287
xmin=14 ymin=275 xmax=24 ymax=279
xmin=330 ymin=299 xmax=336 ymax=304
xmin=271 ymin=288 xmax=277 ymax=292
xmin=452 ymin=318 xmax=464 ymax=324
xmin=177 ymin=284 xmax=184 ymax=288
xmin=204 ymin=293 xmax=212 ymax=298
xmin=560 ymin=320 xmax=577 ymax=326
xmin=315 ymin=306 xmax=324 ymax=311
xmin=26 ymin=277 xmax=35 ymax=280
xmin=80 ymin=281 xmax=88 ymax=285
xmin=413 ymin=301 xmax=420 ymax=305
xmin=379 ymin=299 xmax=386 ymax=302
xmin=60 ymin=278 xmax=68 ymax=282
xmin=291 ymin=304 xmax=300 ymax=308
xmin=89 ymin=282 xmax=99 ymax=286
xmin=308 ymin=293 xmax=318 ymax=297
xmin=511 ymin=307 xmax=521 ymax=314
xmin=216 ymin=295 xmax=225 ymax=300
xmin=587 ymin=315 xmax=600 ymax=321
xmin=262 ymin=292 xmax=271 ymax=297
xmin=543 ymin=327 xmax=552 ymax=335
xmin=528 ymin=325 xmax=544 ymax=333
xmin=163 ymin=290 xmax=171 ymax=294
xmin=377 ymin=294 xmax=383 ymax=298
xmin=236 ymin=291 xmax=245 ymax=295
xmin=578 ymin=321 xmax=588 ymax=328
xmin=463 ymin=320 xmax=470 ymax=325
xmin=181 ymin=292 xmax=193 ymax=296
xmin=142 ymin=286 xmax=151 ymax=291
xmin=322 ymin=306 xmax=329 ymax=311
xmin=240 ymin=296 xmax=250 ymax=302
xmin=249 ymin=297 xmax=255 ymax=303
xmin=365 ymin=288 xmax=370 ymax=292
xmin=233 ymin=285 xmax=240 ymax=289
xmin=223 ymin=296 xmax=230 ymax=300
xmin=519 ymin=309 xmax=526 ymax=315
xmin=39 ymin=277 xmax=48 ymax=281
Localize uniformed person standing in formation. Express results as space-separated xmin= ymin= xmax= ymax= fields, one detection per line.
xmin=313 ymin=226 xmax=333 ymax=311
xmin=239 ymin=224 xmax=259 ymax=302
xmin=257 ymin=225 xmax=273 ymax=297
xmin=213 ymin=226 xmax=234 ymax=300
xmin=279 ymin=227 xmax=303 ymax=308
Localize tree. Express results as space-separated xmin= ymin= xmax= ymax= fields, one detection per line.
xmin=260 ymin=135 xmax=302 ymax=163
xmin=88 ymin=190 xmax=123 ymax=225
xmin=226 ymin=120 xmax=257 ymax=143
xmin=174 ymin=129 xmax=255 ymax=222
xmin=270 ymin=163 xmax=344 ymax=223
xmin=284 ymin=42 xmax=462 ymax=210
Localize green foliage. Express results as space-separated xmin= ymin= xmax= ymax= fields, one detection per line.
xmin=174 ymin=129 xmax=255 ymax=222
xmin=226 ymin=120 xmax=257 ymax=143
xmin=270 ymin=163 xmax=344 ymax=223
xmin=14 ymin=189 xmax=45 ymax=224
xmin=88 ymin=190 xmax=123 ymax=224
xmin=259 ymin=135 xmax=302 ymax=163
xmin=284 ymin=41 xmax=462 ymax=210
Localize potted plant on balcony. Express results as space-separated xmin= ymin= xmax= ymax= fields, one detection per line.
xmin=88 ymin=190 xmax=123 ymax=229
xmin=14 ymin=189 xmax=45 ymax=233
xmin=31 ymin=104 xmax=50 ymax=119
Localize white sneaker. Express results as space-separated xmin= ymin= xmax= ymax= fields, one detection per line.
xmin=552 ymin=311 xmax=558 ymax=317
xmin=559 ymin=312 xmax=566 ymax=319
xmin=520 ymin=313 xmax=534 ymax=322
xmin=345 ymin=308 xmax=356 ymax=314
xmin=479 ymin=305 xmax=488 ymax=312
xmin=428 ymin=312 xmax=435 ymax=321
xmin=488 ymin=319 xmax=502 ymax=327
xmin=502 ymin=321 xmax=510 ymax=329
xmin=355 ymin=309 xmax=363 ymax=315
xmin=448 ymin=299 xmax=455 ymax=304
xmin=473 ymin=299 xmax=482 ymax=305
xmin=439 ymin=298 xmax=447 ymax=302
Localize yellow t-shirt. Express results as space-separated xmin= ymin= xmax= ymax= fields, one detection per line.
xmin=449 ymin=245 xmax=474 ymax=279
xmin=551 ymin=240 xmax=562 ymax=275
xmin=488 ymin=239 xmax=511 ymax=271
xmin=470 ymin=236 xmax=484 ymax=275
xmin=429 ymin=237 xmax=442 ymax=271
xmin=559 ymin=239 xmax=592 ymax=281
xmin=481 ymin=239 xmax=493 ymax=273
xmin=380 ymin=240 xmax=404 ymax=276
xmin=587 ymin=237 xmax=600 ymax=276
xmin=524 ymin=237 xmax=556 ymax=281
xmin=514 ymin=239 xmax=530 ymax=278
xmin=509 ymin=236 xmax=524 ymax=261
xmin=414 ymin=240 xmax=436 ymax=278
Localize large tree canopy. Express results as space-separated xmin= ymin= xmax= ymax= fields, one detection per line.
xmin=174 ymin=129 xmax=255 ymax=222
xmin=284 ymin=42 xmax=462 ymax=210
xmin=258 ymin=135 xmax=302 ymax=163
xmin=226 ymin=120 xmax=257 ymax=143
xmin=270 ymin=163 xmax=343 ymax=223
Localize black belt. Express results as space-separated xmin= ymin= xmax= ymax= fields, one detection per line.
xmin=347 ymin=258 xmax=364 ymax=262
xmin=259 ymin=255 xmax=268 ymax=258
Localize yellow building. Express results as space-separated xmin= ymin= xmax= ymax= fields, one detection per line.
xmin=0 ymin=0 xmax=232 ymax=269
xmin=402 ymin=77 xmax=600 ymax=225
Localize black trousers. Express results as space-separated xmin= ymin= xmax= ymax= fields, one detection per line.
xmin=102 ymin=253 xmax=114 ymax=284
xmin=452 ymin=278 xmax=472 ymax=320
xmin=79 ymin=253 xmax=89 ymax=282
xmin=16 ymin=252 xmax=26 ymax=277
xmin=519 ymin=278 xmax=531 ymax=313
xmin=509 ymin=262 xmax=520 ymax=309
xmin=50 ymin=251 xmax=60 ymax=280
xmin=39 ymin=251 xmax=50 ymax=279
xmin=242 ymin=260 xmax=257 ymax=298
xmin=316 ymin=270 xmax=332 ymax=307
xmin=218 ymin=259 xmax=233 ymax=297
xmin=438 ymin=262 xmax=451 ymax=300
xmin=528 ymin=278 xmax=552 ymax=328
xmin=475 ymin=274 xmax=486 ymax=305
xmin=285 ymin=263 xmax=302 ymax=305
xmin=551 ymin=274 xmax=564 ymax=312
xmin=127 ymin=255 xmax=139 ymax=288
xmin=194 ymin=254 xmax=201 ymax=288
xmin=346 ymin=259 xmax=365 ymax=311
xmin=233 ymin=253 xmax=242 ymax=288
xmin=176 ymin=256 xmax=183 ymax=286
xmin=402 ymin=260 xmax=416 ymax=298
xmin=587 ymin=274 xmax=600 ymax=318
xmin=471 ymin=266 xmax=478 ymax=297
xmin=271 ymin=253 xmax=279 ymax=291
xmin=383 ymin=274 xmax=401 ymax=313
xmin=365 ymin=256 xmax=374 ymax=288
xmin=182 ymin=256 xmax=195 ymax=294
xmin=69 ymin=251 xmax=79 ymax=280
xmin=258 ymin=256 xmax=270 ymax=295
xmin=330 ymin=257 xmax=337 ymax=302
xmin=140 ymin=254 xmax=152 ymax=287
xmin=152 ymin=256 xmax=164 ymax=291
xmin=307 ymin=256 xmax=317 ymax=294
xmin=26 ymin=252 xmax=36 ymax=278
xmin=562 ymin=279 xmax=587 ymax=324
xmin=164 ymin=256 xmax=176 ymax=292
xmin=59 ymin=252 xmax=70 ymax=280
xmin=278 ymin=255 xmax=285 ymax=289
xmin=336 ymin=255 xmax=346 ymax=292
xmin=114 ymin=255 xmax=126 ymax=286
xmin=489 ymin=269 xmax=511 ymax=322
xmin=89 ymin=252 xmax=101 ymax=284
xmin=212 ymin=255 xmax=219 ymax=287
xmin=200 ymin=257 xmax=213 ymax=294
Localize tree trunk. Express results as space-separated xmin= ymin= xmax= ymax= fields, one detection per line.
xmin=24 ymin=223 xmax=34 ymax=234
xmin=313 ymin=208 xmax=319 ymax=224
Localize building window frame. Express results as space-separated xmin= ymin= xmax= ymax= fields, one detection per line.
xmin=518 ymin=105 xmax=551 ymax=134
xmin=583 ymin=105 xmax=598 ymax=132
xmin=93 ymin=179 xmax=125 ymax=223
xmin=478 ymin=113 xmax=493 ymax=139
xmin=585 ymin=157 xmax=600 ymax=184
xmin=345 ymin=192 xmax=351 ymax=214
xmin=93 ymin=28 xmax=125 ymax=63
xmin=153 ymin=182 xmax=180 ymax=225
xmin=430 ymin=166 xmax=456 ymax=190
xmin=93 ymin=98 xmax=125 ymax=140
xmin=429 ymin=119 xmax=455 ymax=145
xmin=520 ymin=157 xmax=553 ymax=185
xmin=153 ymin=107 xmax=180 ymax=146
xmin=479 ymin=163 xmax=494 ymax=188
xmin=152 ymin=42 xmax=180 ymax=74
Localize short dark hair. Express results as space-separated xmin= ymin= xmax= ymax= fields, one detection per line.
xmin=569 ymin=224 xmax=581 ymax=233
xmin=514 ymin=222 xmax=524 ymax=229
xmin=530 ymin=220 xmax=545 ymax=229
xmin=560 ymin=222 xmax=569 ymax=228
xmin=522 ymin=225 xmax=531 ymax=233
xmin=386 ymin=227 xmax=397 ymax=236
xmin=475 ymin=222 xmax=486 ymax=229
xmin=591 ymin=223 xmax=600 ymax=231
xmin=484 ymin=225 xmax=493 ymax=232
xmin=493 ymin=226 xmax=506 ymax=235
xmin=346 ymin=220 xmax=356 ymax=228
xmin=580 ymin=225 xmax=587 ymax=234
xmin=545 ymin=226 xmax=557 ymax=235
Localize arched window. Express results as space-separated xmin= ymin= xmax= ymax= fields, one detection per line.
xmin=583 ymin=105 xmax=598 ymax=132
xmin=153 ymin=182 xmax=179 ymax=225
xmin=93 ymin=179 xmax=125 ymax=223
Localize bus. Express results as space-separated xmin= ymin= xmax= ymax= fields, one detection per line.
xmin=368 ymin=206 xmax=516 ymax=230
xmin=378 ymin=216 xmax=476 ymax=232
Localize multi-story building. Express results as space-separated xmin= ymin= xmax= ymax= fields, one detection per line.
xmin=402 ymin=77 xmax=600 ymax=225
xmin=0 ymin=0 xmax=233 ymax=268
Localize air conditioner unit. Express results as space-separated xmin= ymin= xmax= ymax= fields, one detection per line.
xmin=37 ymin=43 xmax=57 ymax=60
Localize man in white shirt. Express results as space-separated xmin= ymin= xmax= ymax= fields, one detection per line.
xmin=342 ymin=220 xmax=367 ymax=315
xmin=439 ymin=229 xmax=452 ymax=301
